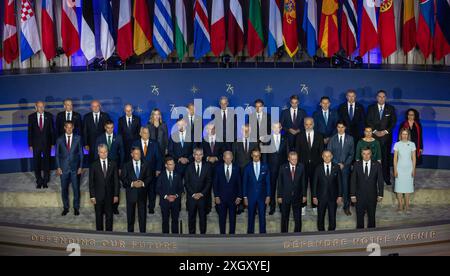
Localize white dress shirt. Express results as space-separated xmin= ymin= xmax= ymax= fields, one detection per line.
xmin=363 ymin=160 xmax=371 ymax=176
xmin=37 ymin=112 xmax=45 ymax=128
xmin=65 ymin=111 xmax=72 ymax=121
xmin=65 ymin=133 xmax=73 ymax=148
xmin=290 ymin=107 xmax=298 ymax=122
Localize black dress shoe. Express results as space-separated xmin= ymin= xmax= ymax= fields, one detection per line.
xmin=148 ymin=209 xmax=155 ymax=214
xmin=74 ymin=209 xmax=80 ymax=216
xmin=269 ymin=210 xmax=275 ymax=215
xmin=344 ymin=208 xmax=352 ymax=216
xmin=42 ymin=184 xmax=48 ymax=189
xmin=113 ymin=209 xmax=120 ymax=215
xmin=36 ymin=184 xmax=42 ymax=189
xmin=61 ymin=209 xmax=69 ymax=216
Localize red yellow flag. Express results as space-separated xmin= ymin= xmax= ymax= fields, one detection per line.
xmin=318 ymin=0 xmax=339 ymax=57
xmin=282 ymin=0 xmax=298 ymax=57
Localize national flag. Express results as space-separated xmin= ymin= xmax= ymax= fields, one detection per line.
xmin=402 ymin=0 xmax=416 ymax=54
xmin=302 ymin=0 xmax=317 ymax=57
xmin=153 ymin=0 xmax=174 ymax=59
xmin=133 ymin=0 xmax=152 ymax=56
xmin=283 ymin=0 xmax=299 ymax=57
xmin=378 ymin=0 xmax=396 ymax=58
xmin=359 ymin=0 xmax=378 ymax=57
xmin=211 ymin=0 xmax=225 ymax=56
xmin=41 ymin=0 xmax=56 ymax=60
xmin=193 ymin=0 xmax=210 ymax=59
xmin=341 ymin=0 xmax=358 ymax=56
xmin=61 ymin=0 xmax=80 ymax=57
xmin=175 ymin=0 xmax=188 ymax=60
xmin=267 ymin=0 xmax=282 ymax=57
xmin=117 ymin=0 xmax=133 ymax=61
xmin=227 ymin=0 xmax=244 ymax=56
xmin=434 ymin=0 xmax=450 ymax=61
xmin=318 ymin=0 xmax=339 ymax=57
xmin=416 ymin=0 xmax=434 ymax=59
xmin=81 ymin=0 xmax=96 ymax=61
xmin=247 ymin=0 xmax=264 ymax=57
xmin=19 ymin=0 xmax=41 ymax=62
xmin=99 ymin=0 xmax=115 ymax=60
xmin=3 ymin=0 xmax=19 ymax=63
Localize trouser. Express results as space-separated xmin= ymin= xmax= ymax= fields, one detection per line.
xmin=356 ymin=200 xmax=377 ymax=229
xmin=304 ymin=163 xmax=317 ymax=208
xmin=33 ymin=146 xmax=51 ymax=185
xmin=280 ymin=202 xmax=302 ymax=233
xmin=60 ymin=170 xmax=80 ymax=210
xmin=161 ymin=199 xmax=180 ymax=234
xmin=126 ymin=197 xmax=147 ymax=233
xmin=341 ymin=166 xmax=351 ymax=209
xmin=247 ymin=200 xmax=267 ymax=234
xmin=269 ymin=167 xmax=280 ymax=212
xmin=187 ymin=197 xmax=207 ymax=234
xmin=94 ymin=199 xmax=114 ymax=231
xmin=317 ymin=200 xmax=338 ymax=231
xmin=147 ymin=178 xmax=157 ymax=211
xmin=217 ymin=200 xmax=237 ymax=234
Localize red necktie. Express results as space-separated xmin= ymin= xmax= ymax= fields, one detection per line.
xmin=39 ymin=114 xmax=43 ymax=131
xmin=66 ymin=136 xmax=71 ymax=151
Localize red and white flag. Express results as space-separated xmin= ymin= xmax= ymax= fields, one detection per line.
xmin=3 ymin=0 xmax=19 ymax=64
xmin=359 ymin=0 xmax=378 ymax=56
xmin=61 ymin=0 xmax=80 ymax=57
xmin=117 ymin=0 xmax=133 ymax=61
xmin=211 ymin=0 xmax=225 ymax=56
xmin=227 ymin=0 xmax=244 ymax=56
xmin=41 ymin=0 xmax=56 ymax=60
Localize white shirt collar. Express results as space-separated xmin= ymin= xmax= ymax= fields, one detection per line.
xmin=166 ymin=170 xmax=173 ymax=176
xmin=65 ymin=133 xmax=72 ymax=140
xmin=93 ymin=111 xmax=100 ymax=116
xmin=378 ymin=104 xmax=385 ymax=109
xmin=324 ymin=162 xmax=332 ymax=168
xmin=133 ymin=159 xmax=141 ymax=166
xmin=209 ymin=135 xmax=216 ymax=142
xmin=100 ymin=158 xmax=108 ymax=164
xmin=141 ymin=139 xmax=149 ymax=145
xmin=338 ymin=133 xmax=345 ymax=139
xmin=66 ymin=111 xmax=72 ymax=115
xmin=106 ymin=133 xmax=113 ymax=138
xmin=322 ymin=109 xmax=329 ymax=113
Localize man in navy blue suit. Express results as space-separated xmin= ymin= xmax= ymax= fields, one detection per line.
xmin=243 ymin=148 xmax=271 ymax=234
xmin=168 ymin=118 xmax=193 ymax=178
xmin=95 ymin=120 xmax=125 ymax=214
xmin=280 ymin=95 xmax=307 ymax=150
xmin=213 ymin=151 xmax=242 ymax=234
xmin=132 ymin=126 xmax=163 ymax=214
xmin=313 ymin=96 xmax=339 ymax=145
xmin=156 ymin=156 xmax=184 ymax=234
xmin=55 ymin=121 xmax=84 ymax=216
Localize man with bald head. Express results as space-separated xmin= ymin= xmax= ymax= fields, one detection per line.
xmin=83 ymin=100 xmax=111 ymax=164
xmin=118 ymin=104 xmax=141 ymax=162
xmin=28 ymin=101 xmax=55 ymax=188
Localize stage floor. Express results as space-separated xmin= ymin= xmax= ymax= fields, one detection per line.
xmin=1 ymin=168 xmax=450 ymax=234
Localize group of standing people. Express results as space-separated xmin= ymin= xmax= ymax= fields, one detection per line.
xmin=27 ymin=89 xmax=423 ymax=234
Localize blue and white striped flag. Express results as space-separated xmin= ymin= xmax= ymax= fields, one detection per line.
xmin=153 ymin=0 xmax=174 ymax=59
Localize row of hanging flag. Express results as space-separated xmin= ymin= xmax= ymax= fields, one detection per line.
xmin=1 ymin=0 xmax=449 ymax=65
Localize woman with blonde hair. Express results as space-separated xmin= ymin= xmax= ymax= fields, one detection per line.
xmin=393 ymin=128 xmax=417 ymax=214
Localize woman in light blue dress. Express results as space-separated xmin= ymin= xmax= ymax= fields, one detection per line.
xmin=393 ymin=128 xmax=417 ymax=214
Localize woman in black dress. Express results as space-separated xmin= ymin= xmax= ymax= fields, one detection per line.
xmin=400 ymin=108 xmax=424 ymax=165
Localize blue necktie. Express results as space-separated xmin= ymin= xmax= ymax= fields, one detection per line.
xmin=255 ymin=163 xmax=260 ymax=180
xmin=324 ymin=111 xmax=328 ymax=125
xmin=379 ymin=107 xmax=384 ymax=120
xmin=349 ymin=104 xmax=354 ymax=120
xmin=135 ymin=162 xmax=140 ymax=178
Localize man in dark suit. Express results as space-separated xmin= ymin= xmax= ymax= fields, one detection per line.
xmin=233 ymin=124 xmax=259 ymax=172
xmin=312 ymin=150 xmax=343 ymax=231
xmin=243 ymin=148 xmax=271 ymax=234
xmin=55 ymin=98 xmax=82 ymax=137
xmin=213 ymin=151 xmax=242 ymax=234
xmin=132 ymin=126 xmax=162 ymax=214
xmin=156 ymin=156 xmax=184 ymax=234
xmin=295 ymin=117 xmax=325 ymax=215
xmin=83 ymin=100 xmax=111 ymax=164
xmin=185 ymin=102 xmax=203 ymax=147
xmin=277 ymin=152 xmax=307 ymax=233
xmin=262 ymin=122 xmax=289 ymax=215
xmin=202 ymin=123 xmax=224 ymax=214
xmin=118 ymin=104 xmax=141 ymax=163
xmin=280 ymin=95 xmax=307 ymax=150
xmin=366 ymin=90 xmax=397 ymax=186
xmin=351 ymin=147 xmax=384 ymax=229
xmin=249 ymin=99 xmax=271 ymax=143
xmin=121 ymin=147 xmax=152 ymax=233
xmin=168 ymin=118 xmax=193 ymax=178
xmin=55 ymin=121 xmax=84 ymax=216
xmin=28 ymin=101 xmax=55 ymax=188
xmin=89 ymin=144 xmax=120 ymax=231
xmin=327 ymin=120 xmax=355 ymax=215
xmin=213 ymin=96 xmax=237 ymax=151
xmin=184 ymin=148 xmax=212 ymax=234
xmin=312 ymin=96 xmax=339 ymax=145
xmin=96 ymin=120 xmax=125 ymax=214
xmin=338 ymin=90 xmax=365 ymax=145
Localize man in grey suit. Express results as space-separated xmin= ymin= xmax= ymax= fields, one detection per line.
xmin=327 ymin=120 xmax=354 ymax=216
xmin=55 ymin=121 xmax=84 ymax=216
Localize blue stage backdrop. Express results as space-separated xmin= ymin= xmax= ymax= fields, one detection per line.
xmin=0 ymin=68 xmax=449 ymax=172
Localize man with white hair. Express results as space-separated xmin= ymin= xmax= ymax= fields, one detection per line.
xmin=83 ymin=100 xmax=111 ymax=163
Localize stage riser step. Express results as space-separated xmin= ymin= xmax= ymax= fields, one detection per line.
xmin=1 ymin=205 xmax=449 ymax=234
xmin=1 ymin=188 xmax=449 ymax=208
